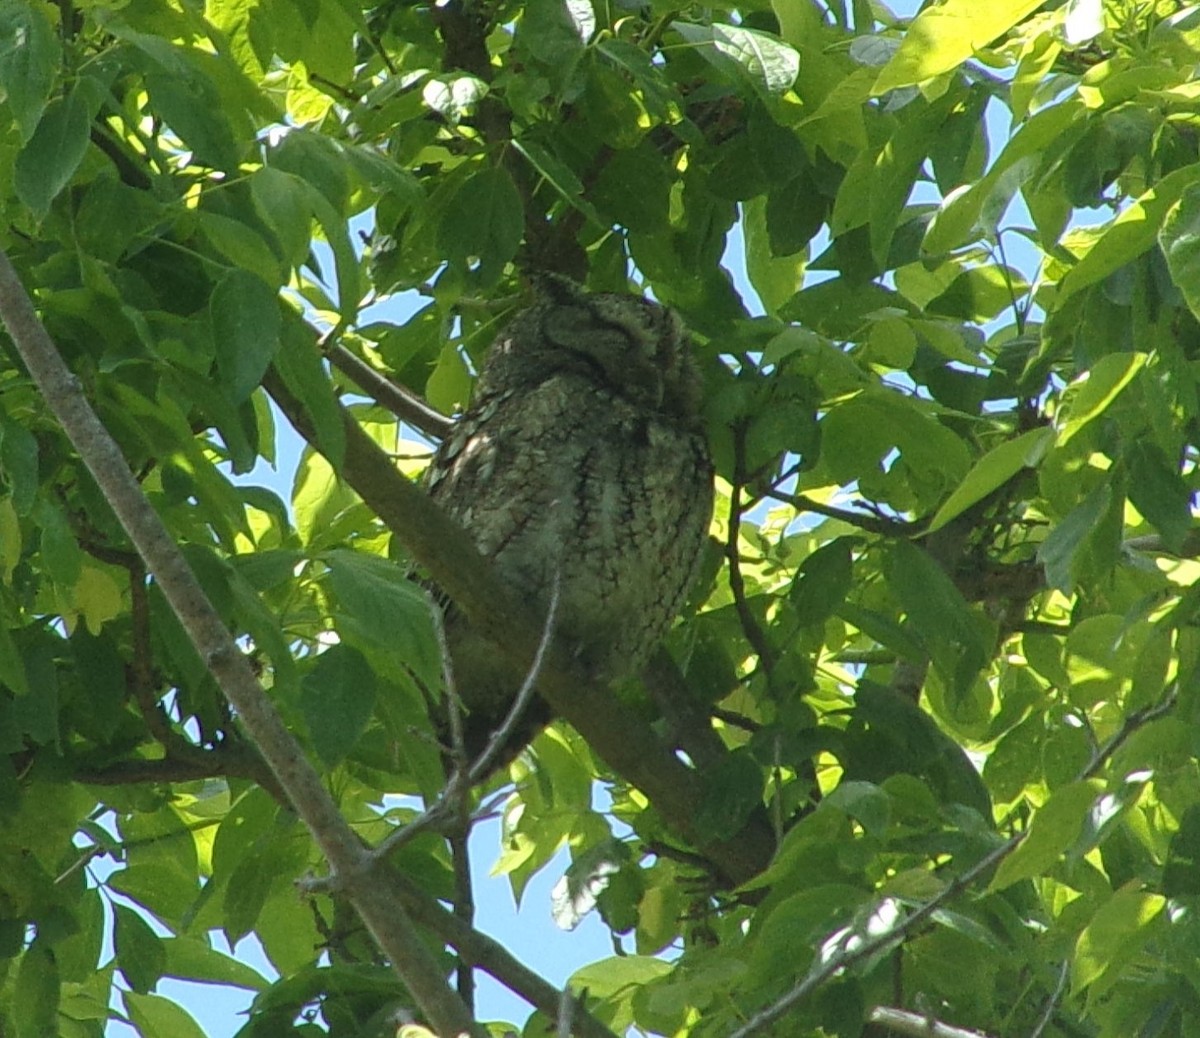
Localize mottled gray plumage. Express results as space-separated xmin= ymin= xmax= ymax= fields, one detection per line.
xmin=427 ymin=277 xmax=713 ymax=759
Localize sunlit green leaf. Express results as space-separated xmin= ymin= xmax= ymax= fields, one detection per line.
xmin=873 ymin=0 xmax=1046 ymax=93
xmin=929 ymin=427 xmax=1052 ymax=533
xmin=991 ymin=781 xmax=1098 ymax=891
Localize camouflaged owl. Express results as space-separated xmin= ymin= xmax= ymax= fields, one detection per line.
xmin=426 ymin=276 xmax=714 ymax=761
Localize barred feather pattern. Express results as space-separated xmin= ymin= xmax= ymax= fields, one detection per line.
xmin=426 ymin=278 xmax=713 ymax=757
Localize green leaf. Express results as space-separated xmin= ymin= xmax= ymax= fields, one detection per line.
xmin=791 ymin=537 xmax=854 ymax=628
xmin=144 ymin=64 xmax=241 ymax=171
xmin=1037 ymin=481 xmax=1113 ymax=593
xmin=210 ymin=269 xmax=282 ymax=403
xmin=990 ymin=780 xmax=1097 ymax=891
xmin=114 ymin=903 xmax=167 ymax=995
xmin=924 ymin=101 xmax=1080 ymax=253
xmin=928 ymin=427 xmax=1052 ymax=533
xmin=744 ymin=195 xmax=807 ymax=313
xmin=1163 ymin=804 xmax=1200 ymax=896
xmin=161 ymin=935 xmax=269 ymax=990
xmin=274 ymin=316 xmax=346 ymax=470
xmin=299 ymin=643 xmax=377 ymax=767
xmin=1071 ymin=888 xmax=1165 ymax=994
xmin=695 ymin=749 xmax=764 ymax=841
xmin=1125 ymin=442 xmax=1192 ymax=553
xmin=513 ymin=137 xmax=603 ymax=227
xmin=569 ymin=956 xmax=673 ymax=1032
xmin=884 ymin=541 xmax=987 ymax=695
xmin=873 ymin=0 xmax=1046 ymax=94
xmin=34 ymin=499 xmax=82 ymax=587
xmin=1158 ymin=180 xmax=1200 ymax=323
xmin=123 ymin=990 xmax=208 ymax=1038
xmin=14 ymin=937 xmax=59 ymax=1038
xmin=1058 ymin=352 xmax=1147 ymax=446
xmin=0 ymin=0 xmax=57 ymax=142
xmin=324 ymin=550 xmax=440 ymax=689
xmin=0 ymin=418 xmax=37 ymax=515
xmin=199 ymin=211 xmax=285 ymax=287
xmin=1058 ymin=164 xmax=1200 ymax=300
xmin=14 ymin=91 xmax=89 ymax=218
xmin=674 ymin=22 xmax=799 ymax=95
xmin=438 ymin=165 xmax=523 ymax=288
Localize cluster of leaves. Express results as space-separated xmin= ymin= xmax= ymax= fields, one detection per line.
xmin=5 ymin=0 xmax=1200 ymax=1035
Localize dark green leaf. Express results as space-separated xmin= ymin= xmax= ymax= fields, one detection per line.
xmin=14 ymin=937 xmax=59 ymax=1038
xmin=210 ymin=270 xmax=282 ymax=403
xmin=438 ymin=165 xmax=523 ymax=287
xmin=324 ymin=549 xmax=440 ymax=689
xmin=274 ymin=315 xmax=346 ymax=469
xmin=884 ymin=541 xmax=987 ymax=697
xmin=1164 ymin=804 xmax=1200 ymax=896
xmin=791 ymin=538 xmax=854 ymax=628
xmin=114 ymin=904 xmax=167 ymax=995
xmin=144 ymin=65 xmax=241 ymax=171
xmin=0 ymin=419 xmax=37 ymax=515
xmin=695 ymin=749 xmax=763 ymax=841
xmin=1037 ymin=481 xmax=1113 ymax=593
xmin=14 ymin=92 xmax=89 ymax=218
xmin=299 ymin=644 xmax=377 ymax=767
xmin=1125 ymin=441 xmax=1191 ymax=553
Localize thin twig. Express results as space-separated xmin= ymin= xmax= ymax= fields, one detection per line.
xmin=727 ymin=688 xmax=1181 ymax=1038
xmin=326 ymin=342 xmax=454 ymax=440
xmin=726 ymin=427 xmax=775 ymax=673
xmin=1029 ymin=961 xmax=1069 ymax=1038
xmin=867 ymin=1006 xmax=996 ymax=1038
xmin=451 ymin=828 xmax=476 ymax=1012
xmin=468 ymin=572 xmax=561 ymax=784
xmin=369 ymin=577 xmax=562 ymax=862
xmin=766 ymin=488 xmax=919 ymax=537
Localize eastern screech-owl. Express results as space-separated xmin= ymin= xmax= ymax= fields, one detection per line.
xmin=426 ymin=276 xmax=714 ymax=760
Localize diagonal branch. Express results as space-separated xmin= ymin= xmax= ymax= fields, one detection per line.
xmin=0 ymin=247 xmax=483 ymax=1038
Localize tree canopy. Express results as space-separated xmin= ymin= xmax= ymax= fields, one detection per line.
xmin=3 ymin=0 xmax=1200 ymax=1036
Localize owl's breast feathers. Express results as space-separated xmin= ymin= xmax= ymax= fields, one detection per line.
xmin=431 ymin=371 xmax=711 ymax=678
xmin=424 ymin=284 xmax=713 ymax=756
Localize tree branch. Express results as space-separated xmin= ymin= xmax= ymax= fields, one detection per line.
xmin=326 ymin=342 xmax=454 ymax=441
xmin=867 ymin=1006 xmax=996 ymax=1038
xmin=384 ymin=870 xmax=620 ymax=1038
xmin=0 ymin=247 xmax=483 ymax=1038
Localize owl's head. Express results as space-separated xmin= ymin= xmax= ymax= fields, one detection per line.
xmin=479 ymin=276 xmax=703 ymax=423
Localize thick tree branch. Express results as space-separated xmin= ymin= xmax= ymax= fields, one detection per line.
xmin=263 ymin=363 xmax=778 ymax=887
xmin=0 ymin=248 xmax=482 ymax=1038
